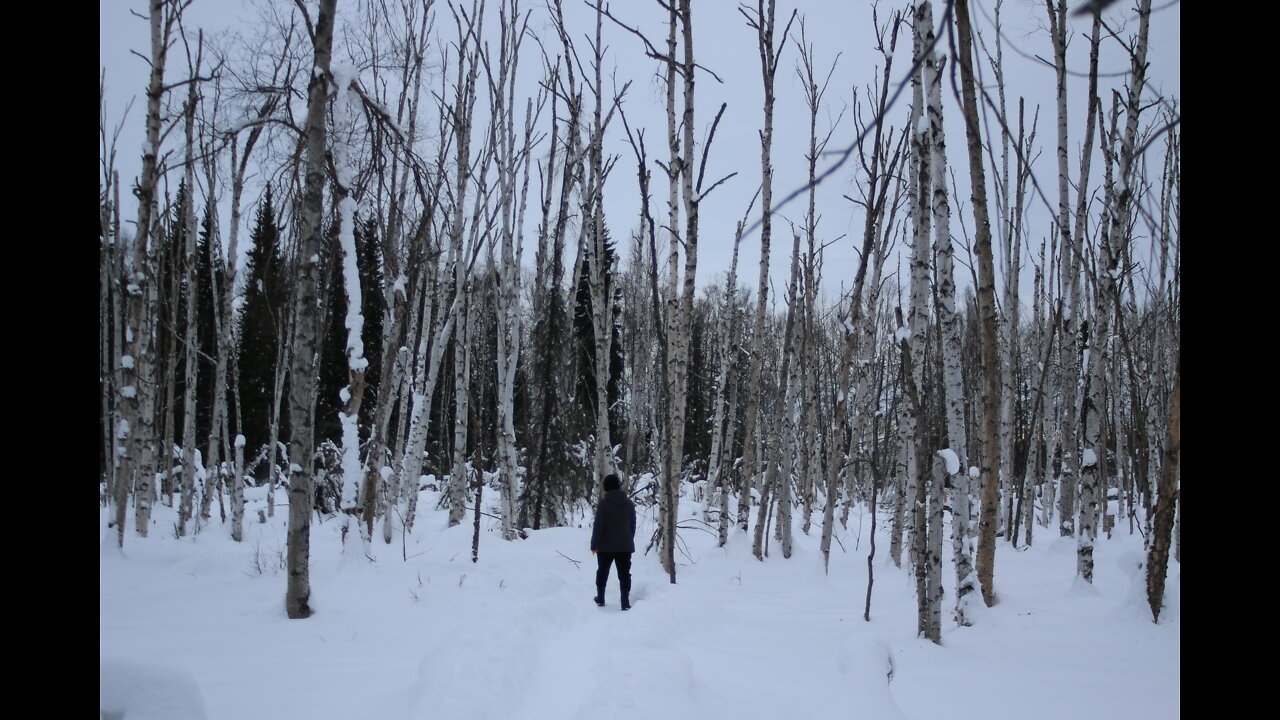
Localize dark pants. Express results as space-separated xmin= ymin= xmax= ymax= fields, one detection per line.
xmin=595 ymin=551 xmax=632 ymax=602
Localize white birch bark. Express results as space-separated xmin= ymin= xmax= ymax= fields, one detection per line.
xmin=710 ymin=208 xmax=748 ymax=547
xmin=486 ymin=1 xmax=533 ymax=541
xmin=1054 ymin=6 xmax=1101 ymax=539
xmin=232 ymin=434 xmax=246 ymax=541
xmin=738 ymin=0 xmax=780 ymax=541
xmin=773 ymin=230 xmax=804 ymax=560
xmin=448 ymin=279 xmax=474 ymax=528
xmin=917 ymin=0 xmax=975 ymax=626
xmin=117 ymin=0 xmax=176 ymax=547
xmin=1081 ymin=0 xmax=1151 ymax=582
xmin=285 ymin=0 xmax=338 ymax=620
xmin=397 ymin=6 xmax=481 ymax=536
xmin=657 ymin=0 xmax=683 ymax=578
xmin=167 ymin=65 xmax=201 ymax=540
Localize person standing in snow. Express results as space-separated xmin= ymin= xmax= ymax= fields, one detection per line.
xmin=591 ymin=474 xmax=636 ymax=610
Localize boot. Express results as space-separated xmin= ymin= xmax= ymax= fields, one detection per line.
xmin=594 ymin=586 xmax=606 ymax=606
xmin=621 ymin=594 xmax=630 ymax=611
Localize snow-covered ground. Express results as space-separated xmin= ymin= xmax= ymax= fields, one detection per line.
xmin=100 ymin=485 xmax=1179 ymax=720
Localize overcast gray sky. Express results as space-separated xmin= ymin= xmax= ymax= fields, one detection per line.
xmin=101 ymin=0 xmax=1180 ymax=308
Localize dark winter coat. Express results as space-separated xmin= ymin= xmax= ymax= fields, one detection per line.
xmin=590 ymin=489 xmax=637 ymax=553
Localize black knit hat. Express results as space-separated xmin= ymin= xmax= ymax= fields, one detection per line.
xmin=603 ymin=474 xmax=621 ymax=492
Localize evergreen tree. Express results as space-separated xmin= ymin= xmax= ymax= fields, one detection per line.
xmin=522 ymin=271 xmax=575 ymax=528
xmin=571 ymin=222 xmax=625 ymax=465
xmin=315 ymin=222 xmax=347 ymax=451
xmin=157 ymin=184 xmax=184 ymax=461
xmin=356 ymin=217 xmax=384 ymax=433
xmin=194 ymin=204 xmax=223 ymax=446
xmin=237 ymin=188 xmax=287 ymax=476
xmin=166 ymin=183 xmax=223 ymax=454
xmin=682 ymin=304 xmax=711 ymax=469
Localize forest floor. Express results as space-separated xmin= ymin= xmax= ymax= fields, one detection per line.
xmin=100 ymin=484 xmax=1179 ymax=720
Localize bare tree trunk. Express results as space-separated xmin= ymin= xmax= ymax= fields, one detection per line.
xmin=772 ymin=231 xmax=804 ymax=560
xmin=953 ymin=0 xmax=1002 ymax=607
xmin=117 ymin=0 xmax=179 ymax=548
xmin=906 ymin=1 xmax=934 ymax=624
xmin=656 ymin=0 xmax=683 ymax=579
xmin=267 ymin=325 xmax=291 ymax=521
xmin=710 ymin=204 xmax=750 ymax=547
xmin=1054 ymin=7 xmax=1101 ymax=539
xmin=738 ymin=0 xmax=784 ymax=542
xmin=448 ymin=279 xmax=474 ymax=528
xmin=793 ymin=18 xmax=827 ymax=542
xmin=100 ymin=163 xmax=119 ymax=505
xmin=397 ymin=3 xmax=481 ymax=536
xmin=578 ymin=4 xmax=619 ymax=496
xmin=1081 ymin=0 xmax=1151 ymax=582
xmin=912 ymin=0 xmax=974 ymax=626
xmin=665 ymin=0 xmax=702 ymax=579
xmin=1146 ymin=357 xmax=1178 ymax=621
xmin=488 ymin=2 xmax=535 ymax=541
xmin=285 ymin=0 xmax=339 ymax=620
xmin=174 ymin=46 xmax=204 ymax=538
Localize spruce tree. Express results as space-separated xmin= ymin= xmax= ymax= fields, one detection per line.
xmin=237 ymin=188 xmax=287 ymax=477
xmin=571 ymin=222 xmax=625 ymax=467
xmin=194 ymin=204 xmax=222 ymax=446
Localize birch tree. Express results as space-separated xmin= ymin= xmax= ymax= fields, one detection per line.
xmin=171 ymin=32 xmax=207 ymax=540
xmin=739 ymin=0 xmax=790 ymax=546
xmin=1080 ymin=0 xmax=1152 ymax=582
xmin=482 ymin=0 xmax=538 ymax=540
xmin=710 ymin=199 xmax=753 ymax=547
xmin=1146 ymin=356 xmax=1178 ymax=622
xmin=953 ymin=0 xmax=1002 ymax=607
xmin=395 ymin=0 xmax=483 ymax=537
xmin=285 ymin=0 xmax=338 ymax=620
xmin=117 ymin=0 xmax=186 ymax=548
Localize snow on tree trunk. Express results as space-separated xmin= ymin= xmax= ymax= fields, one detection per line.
xmin=231 ymin=435 xmax=246 ymax=542
xmin=1081 ymin=0 xmax=1151 ymax=583
xmin=331 ymin=62 xmax=370 ymax=552
xmin=398 ymin=6 xmax=479 ymax=536
xmin=914 ymin=0 xmax=975 ymax=626
xmin=285 ymin=0 xmax=338 ymax=620
xmin=1056 ymin=8 xmax=1101 ymax=540
xmin=163 ymin=70 xmax=202 ymax=540
xmin=117 ymin=0 xmax=181 ymax=548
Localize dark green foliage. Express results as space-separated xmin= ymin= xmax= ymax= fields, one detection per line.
xmin=237 ymin=188 xmax=288 ymax=476
xmin=194 ymin=203 xmax=224 ymax=443
xmin=570 ymin=220 xmax=627 ymax=460
xmin=682 ymin=306 xmax=711 ymax=470
xmin=164 ymin=183 xmax=224 ymax=456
